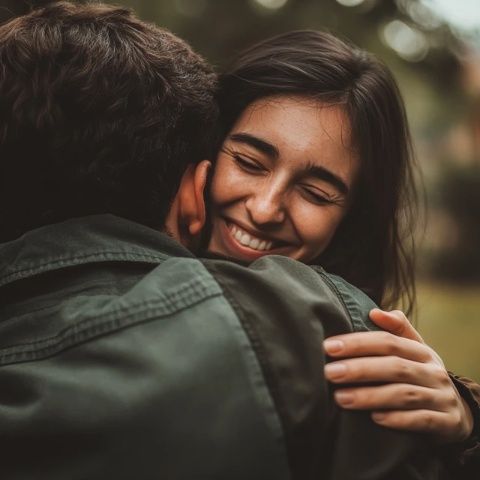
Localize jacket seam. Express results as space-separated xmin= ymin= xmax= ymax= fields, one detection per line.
xmin=0 ymin=277 xmax=221 ymax=366
xmin=314 ymin=269 xmax=356 ymax=331
xmin=0 ymin=251 xmax=168 ymax=287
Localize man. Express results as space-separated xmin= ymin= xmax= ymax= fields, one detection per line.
xmin=0 ymin=2 xmax=457 ymax=479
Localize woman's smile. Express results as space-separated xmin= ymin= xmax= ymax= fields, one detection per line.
xmin=214 ymin=216 xmax=296 ymax=261
xmin=228 ymin=222 xmax=274 ymax=252
xmin=208 ymin=95 xmax=359 ymax=263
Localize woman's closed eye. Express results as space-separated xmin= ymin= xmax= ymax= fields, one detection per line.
xmin=222 ymin=147 xmax=265 ymax=174
xmin=300 ymin=185 xmax=340 ymax=206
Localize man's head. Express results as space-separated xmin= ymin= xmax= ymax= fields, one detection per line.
xmin=0 ymin=1 xmax=218 ymax=242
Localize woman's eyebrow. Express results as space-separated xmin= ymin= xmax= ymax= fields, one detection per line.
xmin=305 ymin=165 xmax=349 ymax=195
xmin=228 ymin=132 xmax=279 ymax=159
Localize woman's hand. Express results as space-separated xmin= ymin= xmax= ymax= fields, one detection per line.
xmin=323 ymin=309 xmax=474 ymax=444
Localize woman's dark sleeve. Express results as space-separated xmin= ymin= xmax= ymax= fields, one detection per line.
xmin=445 ymin=373 xmax=480 ymax=477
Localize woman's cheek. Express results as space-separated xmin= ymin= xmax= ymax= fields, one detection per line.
xmin=295 ymin=204 xmax=344 ymax=258
xmin=210 ymin=169 xmax=233 ymax=204
xmin=222 ymin=169 xmax=259 ymax=203
xmin=211 ymin=161 xmax=247 ymax=204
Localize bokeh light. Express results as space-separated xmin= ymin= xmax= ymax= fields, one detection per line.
xmin=336 ymin=0 xmax=365 ymax=7
xmin=382 ymin=20 xmax=429 ymax=62
xmin=253 ymin=0 xmax=288 ymax=10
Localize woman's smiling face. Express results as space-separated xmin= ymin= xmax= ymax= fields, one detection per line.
xmin=208 ymin=95 xmax=360 ymax=263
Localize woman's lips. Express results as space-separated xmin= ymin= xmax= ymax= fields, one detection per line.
xmin=228 ymin=223 xmax=273 ymax=251
xmin=218 ymin=218 xmax=291 ymax=260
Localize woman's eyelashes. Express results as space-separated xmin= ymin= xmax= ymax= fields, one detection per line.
xmin=300 ymin=185 xmax=345 ymax=206
xmin=232 ymin=153 xmax=265 ymax=174
xmin=300 ymin=186 xmax=333 ymax=205
xmin=221 ymin=146 xmax=265 ymax=173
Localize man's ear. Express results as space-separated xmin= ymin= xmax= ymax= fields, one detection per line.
xmin=178 ymin=160 xmax=211 ymax=239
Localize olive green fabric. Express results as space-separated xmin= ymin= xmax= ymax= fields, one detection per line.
xmin=204 ymin=258 xmax=449 ymax=480
xmin=0 ymin=216 xmax=290 ymax=480
xmin=0 ymin=215 xmax=447 ymax=479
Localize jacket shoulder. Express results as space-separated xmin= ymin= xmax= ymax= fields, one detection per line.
xmin=202 ymin=255 xmax=355 ymax=333
xmin=201 ymin=255 xmax=360 ymax=478
xmin=311 ymin=268 xmax=380 ymax=332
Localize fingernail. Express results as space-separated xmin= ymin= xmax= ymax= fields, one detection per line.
xmin=325 ymin=363 xmax=347 ymax=379
xmin=372 ymin=412 xmax=386 ymax=422
xmin=323 ymin=339 xmax=344 ymax=354
xmin=334 ymin=391 xmax=354 ymax=406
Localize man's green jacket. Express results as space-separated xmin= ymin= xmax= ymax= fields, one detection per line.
xmin=0 ymin=215 xmax=446 ymax=479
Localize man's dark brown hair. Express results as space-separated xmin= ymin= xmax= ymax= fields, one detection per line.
xmin=0 ymin=1 xmax=218 ymax=241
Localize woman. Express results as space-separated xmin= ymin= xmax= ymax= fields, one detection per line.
xmin=206 ymin=30 xmax=479 ymax=452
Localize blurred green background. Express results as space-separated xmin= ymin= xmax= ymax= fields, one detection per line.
xmin=2 ymin=0 xmax=479 ymax=380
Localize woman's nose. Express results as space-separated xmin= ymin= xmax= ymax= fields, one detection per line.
xmin=245 ymin=188 xmax=286 ymax=225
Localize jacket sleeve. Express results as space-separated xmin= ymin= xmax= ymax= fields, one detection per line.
xmin=444 ymin=373 xmax=480 ymax=478
xmin=203 ymin=255 xmax=451 ymax=480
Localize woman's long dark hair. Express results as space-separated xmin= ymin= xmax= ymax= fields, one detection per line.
xmin=217 ymin=30 xmax=417 ymax=315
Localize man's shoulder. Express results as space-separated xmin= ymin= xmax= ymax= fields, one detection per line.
xmin=202 ymin=255 xmax=379 ymax=333
xmin=197 ymin=255 xmax=382 ymax=476
xmin=107 ymin=254 xmax=377 ymax=337
xmin=0 ymin=252 xmax=294 ymax=479
xmin=310 ymin=267 xmax=380 ymax=332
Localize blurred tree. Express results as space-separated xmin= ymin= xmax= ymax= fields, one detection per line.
xmin=107 ymin=0 xmax=463 ymax=80
xmin=0 ymin=1 xmax=464 ymax=78
xmin=429 ymin=163 xmax=480 ymax=282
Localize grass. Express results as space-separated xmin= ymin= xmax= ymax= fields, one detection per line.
xmin=416 ymin=282 xmax=480 ymax=382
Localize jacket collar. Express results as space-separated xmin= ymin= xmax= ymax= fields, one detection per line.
xmin=0 ymin=215 xmax=193 ymax=288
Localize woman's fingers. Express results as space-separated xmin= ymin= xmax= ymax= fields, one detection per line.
xmin=369 ymin=308 xmax=425 ymax=343
xmin=323 ymin=309 xmax=472 ymax=443
xmin=333 ymin=383 xmax=452 ymax=411
xmin=324 ymin=355 xmax=448 ymax=387
xmin=371 ymin=409 xmax=469 ymax=442
xmin=324 ymin=331 xmax=433 ymax=363
xmin=332 ymin=380 xmax=473 ymax=443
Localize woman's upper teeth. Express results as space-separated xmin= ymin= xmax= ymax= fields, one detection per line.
xmin=230 ymin=224 xmax=273 ymax=251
